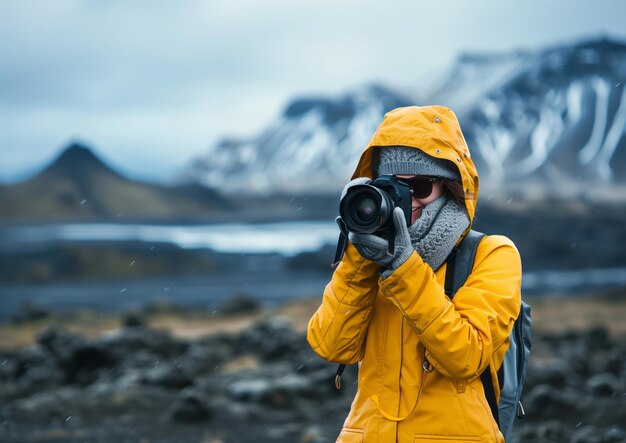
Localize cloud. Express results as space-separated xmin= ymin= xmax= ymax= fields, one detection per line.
xmin=1 ymin=0 xmax=626 ymax=183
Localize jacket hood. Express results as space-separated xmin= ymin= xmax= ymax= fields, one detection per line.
xmin=351 ymin=105 xmax=479 ymax=226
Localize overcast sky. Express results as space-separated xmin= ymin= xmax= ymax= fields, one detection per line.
xmin=1 ymin=0 xmax=625 ymax=184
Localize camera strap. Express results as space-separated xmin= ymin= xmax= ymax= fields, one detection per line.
xmin=332 ymin=217 xmax=351 ymax=387
xmin=332 ymin=217 xmax=349 ymax=269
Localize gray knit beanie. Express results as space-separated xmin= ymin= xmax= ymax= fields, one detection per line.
xmin=377 ymin=146 xmax=461 ymax=181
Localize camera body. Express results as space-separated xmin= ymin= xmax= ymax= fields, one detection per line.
xmin=339 ymin=175 xmax=412 ymax=234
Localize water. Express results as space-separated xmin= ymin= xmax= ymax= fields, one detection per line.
xmin=0 ymin=270 xmax=331 ymax=320
xmin=1 ymin=222 xmax=625 ymax=319
xmin=0 ymin=221 xmax=340 ymax=319
xmin=0 ymin=220 xmax=339 ymax=256
xmin=3 ymin=266 xmax=625 ymax=320
xmin=522 ymin=267 xmax=626 ymax=294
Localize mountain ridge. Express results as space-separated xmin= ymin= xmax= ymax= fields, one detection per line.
xmin=185 ymin=84 xmax=413 ymax=195
xmin=187 ymin=36 xmax=626 ymax=201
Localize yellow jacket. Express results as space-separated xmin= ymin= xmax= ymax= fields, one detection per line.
xmin=307 ymin=106 xmax=522 ymax=442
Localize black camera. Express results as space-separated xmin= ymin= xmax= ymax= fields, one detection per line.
xmin=339 ymin=175 xmax=412 ymax=234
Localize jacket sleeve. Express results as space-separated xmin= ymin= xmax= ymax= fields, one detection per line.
xmin=307 ymin=242 xmax=380 ymax=364
xmin=379 ymin=235 xmax=522 ymax=379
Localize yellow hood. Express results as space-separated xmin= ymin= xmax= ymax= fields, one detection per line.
xmin=351 ymin=105 xmax=479 ymax=224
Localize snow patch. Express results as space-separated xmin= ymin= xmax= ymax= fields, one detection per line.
xmin=578 ymin=76 xmax=610 ymax=165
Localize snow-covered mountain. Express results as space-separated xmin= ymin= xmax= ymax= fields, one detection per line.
xmin=188 ymin=37 xmax=626 ymax=199
xmin=187 ymin=85 xmax=412 ymax=194
xmin=443 ymin=38 xmax=626 ymax=193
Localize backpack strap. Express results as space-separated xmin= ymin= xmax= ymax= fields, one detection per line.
xmin=444 ymin=230 xmax=485 ymax=296
xmin=480 ymin=367 xmax=500 ymax=427
xmin=444 ymin=230 xmax=500 ymax=426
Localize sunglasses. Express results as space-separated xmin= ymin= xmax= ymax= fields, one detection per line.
xmin=397 ymin=176 xmax=439 ymax=199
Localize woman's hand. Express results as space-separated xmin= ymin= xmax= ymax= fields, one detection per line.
xmin=348 ymin=207 xmax=413 ymax=277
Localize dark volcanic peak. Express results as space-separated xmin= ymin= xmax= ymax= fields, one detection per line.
xmin=60 ymin=142 xmax=95 ymax=158
xmin=0 ymin=140 xmax=230 ymax=223
xmin=39 ymin=141 xmax=124 ymax=181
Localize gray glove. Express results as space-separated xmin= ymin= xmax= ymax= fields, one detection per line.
xmin=348 ymin=207 xmax=413 ymax=278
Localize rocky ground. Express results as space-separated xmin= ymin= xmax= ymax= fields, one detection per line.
xmin=1 ymin=295 xmax=626 ymax=443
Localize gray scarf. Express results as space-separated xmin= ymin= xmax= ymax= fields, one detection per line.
xmin=408 ymin=196 xmax=470 ymax=271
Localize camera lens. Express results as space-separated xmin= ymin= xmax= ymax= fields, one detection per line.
xmin=356 ymin=197 xmax=377 ymax=221
xmin=338 ymin=176 xmax=412 ymax=235
xmin=339 ymin=185 xmax=393 ymax=234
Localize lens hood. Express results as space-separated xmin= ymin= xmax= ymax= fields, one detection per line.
xmin=338 ymin=175 xmax=412 ymax=234
xmin=339 ymin=184 xmax=394 ymax=234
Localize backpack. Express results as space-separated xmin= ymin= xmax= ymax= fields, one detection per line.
xmin=332 ymin=226 xmax=532 ymax=442
xmin=446 ymin=230 xmax=531 ymax=441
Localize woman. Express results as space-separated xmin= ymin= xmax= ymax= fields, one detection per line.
xmin=307 ymin=105 xmax=522 ymax=442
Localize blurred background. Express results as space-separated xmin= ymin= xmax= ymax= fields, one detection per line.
xmin=1 ymin=1 xmax=626 ymax=442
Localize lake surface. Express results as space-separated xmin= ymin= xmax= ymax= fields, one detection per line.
xmin=3 ymin=266 xmax=626 ymax=320
xmin=0 ymin=270 xmax=332 ymax=319
xmin=2 ymin=222 xmax=626 ymax=319
xmin=0 ymin=221 xmax=340 ymax=256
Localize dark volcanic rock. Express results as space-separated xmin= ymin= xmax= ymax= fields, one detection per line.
xmin=228 ymin=378 xmax=271 ymax=402
xmin=582 ymin=326 xmax=614 ymax=351
xmin=571 ymin=425 xmax=607 ymax=443
xmin=2 ymin=316 xmax=626 ymax=443
xmin=2 ymin=386 xmax=84 ymax=425
xmin=37 ymin=327 xmax=87 ymax=363
xmin=167 ymin=389 xmax=213 ymax=422
xmin=227 ymin=370 xmax=323 ymax=409
xmin=180 ymin=339 xmax=235 ymax=377
xmin=218 ymin=294 xmax=261 ymax=315
xmin=604 ymin=347 xmax=626 ymax=375
xmin=237 ymin=317 xmax=302 ymax=361
xmin=0 ymin=320 xmax=349 ymax=442
xmin=585 ymin=372 xmax=623 ymax=396
xmin=603 ymin=427 xmax=626 ymax=442
xmin=141 ymin=362 xmax=193 ymax=389
xmin=37 ymin=327 xmax=115 ymax=385
xmin=98 ymin=328 xmax=189 ymax=360
xmin=10 ymin=345 xmax=65 ymax=397
xmin=534 ymin=420 xmax=569 ymax=442
xmin=526 ymin=358 xmax=571 ymax=388
xmin=121 ymin=311 xmax=146 ymax=328
xmin=524 ymin=384 xmax=582 ymax=422
xmin=10 ymin=301 xmax=50 ymax=323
